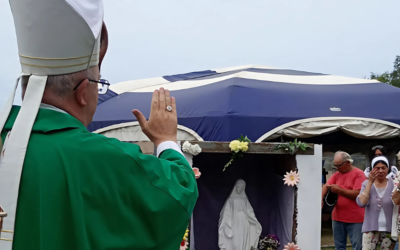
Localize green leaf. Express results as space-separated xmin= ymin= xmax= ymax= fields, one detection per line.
xmin=244 ymin=136 xmax=251 ymax=143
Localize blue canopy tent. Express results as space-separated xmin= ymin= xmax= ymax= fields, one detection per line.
xmin=89 ymin=65 xmax=400 ymax=250
xmin=89 ymin=65 xmax=400 ymax=143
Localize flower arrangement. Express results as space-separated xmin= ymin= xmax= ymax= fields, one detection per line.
xmin=223 ymin=135 xmax=251 ymax=171
xmin=180 ymin=228 xmax=189 ymax=250
xmin=283 ymin=242 xmax=301 ymax=250
xmin=258 ymin=234 xmax=280 ymax=250
xmin=283 ymin=170 xmax=300 ymax=187
xmin=182 ymin=141 xmax=202 ymax=156
xmin=274 ymin=139 xmax=312 ymax=155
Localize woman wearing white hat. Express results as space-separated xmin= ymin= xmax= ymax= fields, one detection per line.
xmin=357 ymin=156 xmax=400 ymax=250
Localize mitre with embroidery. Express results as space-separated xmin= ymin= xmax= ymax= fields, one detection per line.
xmin=0 ymin=0 xmax=104 ymax=247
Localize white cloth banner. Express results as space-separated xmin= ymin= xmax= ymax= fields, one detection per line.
xmin=262 ymin=119 xmax=400 ymax=141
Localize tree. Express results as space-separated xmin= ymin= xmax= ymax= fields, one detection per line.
xmin=370 ymin=55 xmax=400 ymax=88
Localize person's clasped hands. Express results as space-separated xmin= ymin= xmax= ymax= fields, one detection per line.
xmin=327 ymin=184 xmax=341 ymax=193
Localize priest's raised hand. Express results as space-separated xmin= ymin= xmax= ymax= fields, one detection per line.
xmin=132 ymin=87 xmax=178 ymax=146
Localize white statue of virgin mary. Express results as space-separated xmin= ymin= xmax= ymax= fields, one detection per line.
xmin=218 ymin=179 xmax=262 ymax=250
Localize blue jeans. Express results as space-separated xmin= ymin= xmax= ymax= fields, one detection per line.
xmin=395 ymin=241 xmax=399 ymax=250
xmin=332 ymin=220 xmax=362 ymax=250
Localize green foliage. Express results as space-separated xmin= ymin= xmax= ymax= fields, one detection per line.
xmin=239 ymin=134 xmax=251 ymax=143
xmin=274 ymin=138 xmax=312 ymax=155
xmin=370 ymin=55 xmax=400 ymax=88
xmin=370 ymin=71 xmax=391 ymax=83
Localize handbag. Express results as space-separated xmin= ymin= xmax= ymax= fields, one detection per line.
xmin=323 ymin=188 xmax=338 ymax=213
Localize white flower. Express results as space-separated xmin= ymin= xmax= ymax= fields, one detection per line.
xmin=381 ymin=238 xmax=392 ymax=248
xmin=182 ymin=141 xmax=192 ymax=153
xmin=283 ymin=171 xmax=300 ymax=186
xmin=182 ymin=141 xmax=202 ymax=156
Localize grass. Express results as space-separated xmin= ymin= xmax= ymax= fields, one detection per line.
xmin=322 ymin=248 xmax=352 ymax=250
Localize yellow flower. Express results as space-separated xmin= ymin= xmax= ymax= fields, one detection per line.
xmin=183 ymin=229 xmax=189 ymax=241
xmin=240 ymin=142 xmax=249 ymax=152
xmin=229 ymin=140 xmax=249 ymax=153
xmin=229 ymin=140 xmax=241 ymax=153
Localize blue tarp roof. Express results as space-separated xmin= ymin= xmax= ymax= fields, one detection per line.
xmin=88 ymin=65 xmax=400 ymax=141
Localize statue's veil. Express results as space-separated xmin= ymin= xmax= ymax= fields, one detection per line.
xmin=219 ymin=179 xmax=247 ymax=219
xmin=229 ymin=179 xmax=247 ymax=198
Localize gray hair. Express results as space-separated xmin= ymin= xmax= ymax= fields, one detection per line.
xmin=334 ymin=151 xmax=354 ymax=164
xmin=21 ymin=67 xmax=98 ymax=98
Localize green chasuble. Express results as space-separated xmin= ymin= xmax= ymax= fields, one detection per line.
xmin=1 ymin=106 xmax=198 ymax=250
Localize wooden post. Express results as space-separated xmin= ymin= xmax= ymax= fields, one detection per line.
xmin=0 ymin=205 xmax=7 ymax=239
xmin=182 ymin=141 xmax=314 ymax=155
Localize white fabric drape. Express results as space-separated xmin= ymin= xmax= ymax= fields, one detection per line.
xmin=261 ymin=119 xmax=400 ymax=141
xmin=95 ymin=123 xmax=203 ymax=142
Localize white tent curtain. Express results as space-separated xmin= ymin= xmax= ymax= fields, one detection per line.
xmin=93 ymin=122 xmax=203 ymax=142
xmin=257 ymin=118 xmax=400 ymax=142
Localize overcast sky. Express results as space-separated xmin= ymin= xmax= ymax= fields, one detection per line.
xmin=0 ymin=0 xmax=399 ymax=108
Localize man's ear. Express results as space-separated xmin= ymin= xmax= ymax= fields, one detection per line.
xmin=99 ymin=22 xmax=108 ymax=71
xmin=74 ymin=79 xmax=89 ymax=107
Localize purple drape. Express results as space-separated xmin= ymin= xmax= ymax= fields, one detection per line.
xmin=192 ymin=154 xmax=294 ymax=250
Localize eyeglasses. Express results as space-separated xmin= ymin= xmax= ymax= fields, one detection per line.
xmin=73 ymin=79 xmax=110 ymax=95
xmin=333 ymin=161 xmax=348 ymax=168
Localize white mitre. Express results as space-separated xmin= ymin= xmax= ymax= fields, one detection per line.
xmin=0 ymin=0 xmax=103 ymax=247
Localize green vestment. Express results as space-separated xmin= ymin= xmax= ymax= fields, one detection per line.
xmin=1 ymin=106 xmax=198 ymax=250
